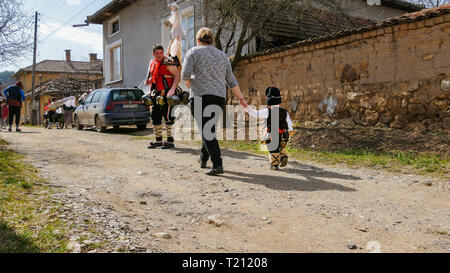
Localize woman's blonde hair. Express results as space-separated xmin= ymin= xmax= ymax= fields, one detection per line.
xmin=196 ymin=28 xmax=214 ymax=45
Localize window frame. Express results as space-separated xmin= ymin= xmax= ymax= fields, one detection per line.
xmin=108 ymin=15 xmax=120 ymax=38
xmin=105 ymin=39 xmax=123 ymax=85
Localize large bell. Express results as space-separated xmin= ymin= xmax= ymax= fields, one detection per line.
xmin=156 ymin=95 xmax=166 ymax=106
xmin=180 ymin=91 xmax=190 ymax=105
xmin=167 ymin=95 xmax=182 ymax=106
xmin=142 ymin=94 xmax=155 ymax=106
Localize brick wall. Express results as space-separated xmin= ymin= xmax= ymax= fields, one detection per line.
xmin=235 ymin=12 xmax=450 ymax=131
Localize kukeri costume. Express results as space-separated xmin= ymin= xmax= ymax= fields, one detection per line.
xmin=247 ymin=87 xmax=293 ymax=170
xmin=145 ymin=58 xmax=179 ymax=149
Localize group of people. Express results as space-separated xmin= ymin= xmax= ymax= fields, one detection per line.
xmin=144 ymin=27 xmax=294 ymax=176
xmin=44 ymin=98 xmax=75 ymax=129
xmin=2 ymin=26 xmax=294 ymax=175
xmin=1 ymin=81 xmax=25 ymax=132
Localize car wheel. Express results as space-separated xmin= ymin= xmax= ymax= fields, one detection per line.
xmin=96 ymin=116 xmax=107 ymax=133
xmin=75 ymin=116 xmax=83 ymax=130
xmin=137 ymin=123 xmax=147 ymax=130
xmin=113 ymin=125 xmax=120 ymax=130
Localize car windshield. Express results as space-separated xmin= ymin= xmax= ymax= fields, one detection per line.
xmin=111 ymin=90 xmax=144 ymax=101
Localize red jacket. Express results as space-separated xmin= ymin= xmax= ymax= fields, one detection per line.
xmin=1 ymin=104 xmax=9 ymax=119
xmin=147 ymin=59 xmax=174 ymax=92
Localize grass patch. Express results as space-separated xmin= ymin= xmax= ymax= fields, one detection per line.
xmin=214 ymin=140 xmax=449 ymax=177
xmin=0 ymin=138 xmax=69 ymax=253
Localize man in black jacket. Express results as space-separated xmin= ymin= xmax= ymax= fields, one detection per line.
xmin=3 ymin=81 xmax=25 ymax=132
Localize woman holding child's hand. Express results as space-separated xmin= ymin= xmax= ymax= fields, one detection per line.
xmin=181 ymin=27 xmax=247 ymax=176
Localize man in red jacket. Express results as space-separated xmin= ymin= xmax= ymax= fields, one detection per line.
xmin=145 ymin=44 xmax=181 ymax=149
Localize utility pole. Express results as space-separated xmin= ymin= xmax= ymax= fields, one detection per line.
xmin=31 ymin=11 xmax=38 ymax=125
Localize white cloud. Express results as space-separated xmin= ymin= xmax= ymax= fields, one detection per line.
xmin=67 ymin=0 xmax=81 ymax=5
xmin=40 ymin=22 xmax=103 ymax=53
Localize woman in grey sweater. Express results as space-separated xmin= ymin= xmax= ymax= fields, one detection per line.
xmin=180 ymin=28 xmax=248 ymax=176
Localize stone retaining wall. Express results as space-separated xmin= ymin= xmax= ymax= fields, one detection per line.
xmin=235 ymin=11 xmax=450 ymax=131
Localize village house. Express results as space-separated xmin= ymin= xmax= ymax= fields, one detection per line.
xmin=13 ymin=50 xmax=103 ymax=124
xmin=86 ymin=0 xmax=423 ymax=90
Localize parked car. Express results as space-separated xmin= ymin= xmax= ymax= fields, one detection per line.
xmin=74 ymin=88 xmax=150 ymax=133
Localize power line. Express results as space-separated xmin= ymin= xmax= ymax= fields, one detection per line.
xmin=41 ymin=0 xmax=100 ymax=42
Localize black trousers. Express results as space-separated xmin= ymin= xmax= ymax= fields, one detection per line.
xmin=8 ymin=106 xmax=21 ymax=127
xmin=48 ymin=110 xmax=56 ymax=123
xmin=190 ymin=95 xmax=226 ymax=168
xmin=151 ymin=90 xmax=175 ymax=126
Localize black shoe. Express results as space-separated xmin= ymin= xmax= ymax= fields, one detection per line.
xmin=198 ymin=158 xmax=208 ymax=169
xmin=162 ymin=142 xmax=175 ymax=149
xmin=8 ymin=128 xmax=12 ymax=132
xmin=16 ymin=128 xmax=21 ymax=132
xmin=148 ymin=142 xmax=163 ymax=149
xmin=280 ymin=156 xmax=288 ymax=168
xmin=205 ymin=166 xmax=224 ymax=176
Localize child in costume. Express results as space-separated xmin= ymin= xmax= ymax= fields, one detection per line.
xmin=246 ymin=86 xmax=293 ymax=170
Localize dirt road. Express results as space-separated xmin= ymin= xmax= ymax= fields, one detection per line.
xmin=1 ymin=127 xmax=449 ymax=253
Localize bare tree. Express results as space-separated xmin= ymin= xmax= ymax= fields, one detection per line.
xmin=0 ymin=0 xmax=33 ymax=65
xmin=37 ymin=75 xmax=95 ymax=99
xmin=411 ymin=0 xmax=449 ymax=7
xmin=202 ymin=0 xmax=362 ymax=70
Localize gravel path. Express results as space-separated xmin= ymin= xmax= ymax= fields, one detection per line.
xmin=1 ymin=127 xmax=449 ymax=253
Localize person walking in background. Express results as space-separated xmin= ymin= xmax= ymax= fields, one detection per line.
xmin=3 ymin=81 xmax=25 ymax=132
xmin=63 ymin=104 xmax=74 ymax=128
xmin=181 ymin=27 xmax=248 ymax=176
xmin=1 ymin=98 xmax=9 ymax=131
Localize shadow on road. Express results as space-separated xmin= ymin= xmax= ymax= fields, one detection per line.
xmin=82 ymin=126 xmax=153 ymax=137
xmin=222 ymin=170 xmax=357 ymax=192
xmin=175 ymin=146 xmax=360 ymax=192
xmin=174 ymin=147 xmax=265 ymax=161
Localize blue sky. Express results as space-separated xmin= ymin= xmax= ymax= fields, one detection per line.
xmin=3 ymin=0 xmax=111 ymax=72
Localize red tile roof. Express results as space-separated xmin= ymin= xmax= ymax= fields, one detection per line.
xmin=15 ymin=59 xmax=103 ymax=77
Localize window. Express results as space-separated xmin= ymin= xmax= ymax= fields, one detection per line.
xmin=92 ymin=92 xmax=102 ymax=103
xmin=106 ymin=39 xmax=123 ymax=84
xmin=99 ymin=91 xmax=109 ymax=103
xmin=110 ymin=45 xmax=121 ymax=82
xmin=181 ymin=13 xmax=194 ymax=61
xmin=112 ymin=21 xmax=119 ymax=34
xmin=111 ymin=90 xmax=144 ymax=101
xmin=85 ymin=93 xmax=95 ymax=104
xmin=109 ymin=16 xmax=120 ymax=37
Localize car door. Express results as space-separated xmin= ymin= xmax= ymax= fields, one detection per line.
xmin=80 ymin=93 xmax=95 ymax=125
xmin=89 ymin=91 xmax=104 ymax=125
xmin=85 ymin=91 xmax=102 ymax=126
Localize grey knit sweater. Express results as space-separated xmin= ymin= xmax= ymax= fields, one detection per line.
xmin=181 ymin=46 xmax=238 ymax=99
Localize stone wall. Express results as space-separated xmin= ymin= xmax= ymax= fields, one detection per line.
xmin=235 ymin=11 xmax=450 ymax=131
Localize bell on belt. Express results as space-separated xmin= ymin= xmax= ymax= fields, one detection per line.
xmin=156 ymin=95 xmax=166 ymax=106
xmin=142 ymin=94 xmax=155 ymax=106
xmin=167 ymin=95 xmax=181 ymax=106
xmin=180 ymin=91 xmax=190 ymax=105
